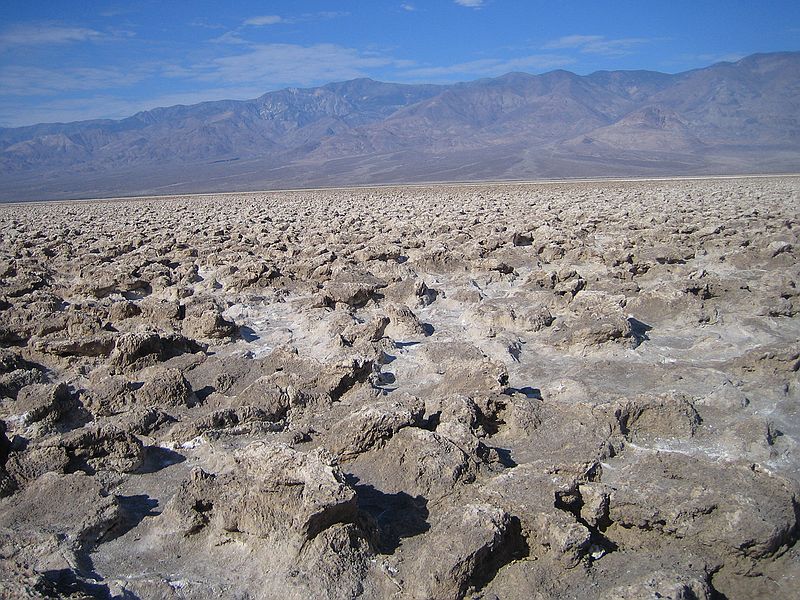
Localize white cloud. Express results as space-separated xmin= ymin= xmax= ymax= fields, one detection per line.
xmin=0 ymin=87 xmax=271 ymax=126
xmin=0 ymin=39 xmax=418 ymax=125
xmin=689 ymin=52 xmax=746 ymax=65
xmin=242 ymin=12 xmax=347 ymax=27
xmin=189 ymin=19 xmax=226 ymax=30
xmin=304 ymin=12 xmax=350 ymax=20
xmin=454 ymin=0 xmax=484 ymax=7
xmin=0 ymin=23 xmax=103 ymax=49
xmin=99 ymin=7 xmax=137 ymax=18
xmin=196 ymin=43 xmax=403 ymax=87
xmin=243 ymin=15 xmax=283 ymax=26
xmin=543 ymin=35 xmax=647 ymax=57
xmin=402 ymin=54 xmax=574 ymax=79
xmin=210 ymin=31 xmax=248 ymax=45
xmin=544 ymin=35 xmax=604 ymax=49
xmin=0 ymin=65 xmax=146 ymax=96
xmin=210 ymin=12 xmax=350 ymax=47
xmin=401 ymin=3 xmax=416 ymax=11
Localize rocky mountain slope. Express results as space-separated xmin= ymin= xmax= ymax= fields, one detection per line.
xmin=1 ymin=52 xmax=799 ymax=201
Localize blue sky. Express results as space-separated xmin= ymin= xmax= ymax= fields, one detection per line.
xmin=1 ymin=1 xmax=798 ymax=127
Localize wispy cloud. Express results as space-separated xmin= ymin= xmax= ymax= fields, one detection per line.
xmin=0 ymin=65 xmax=146 ymax=96
xmin=99 ymin=7 xmax=137 ymax=18
xmin=401 ymin=3 xmax=417 ymax=11
xmin=0 ymin=86 xmax=271 ymax=126
xmin=214 ymin=12 xmax=348 ymax=43
xmin=402 ymin=54 xmax=574 ymax=79
xmin=0 ymin=23 xmax=104 ymax=49
xmin=243 ymin=15 xmax=283 ymax=27
xmin=210 ymin=15 xmax=285 ymax=45
xmin=455 ymin=0 xmax=485 ymax=7
xmin=190 ymin=18 xmax=226 ymax=30
xmin=194 ymin=43 xmax=405 ymax=87
xmin=210 ymin=31 xmax=249 ymax=45
xmin=687 ymin=52 xmax=746 ymax=64
xmin=667 ymin=52 xmax=747 ymax=69
xmin=543 ymin=35 xmax=647 ymax=57
xmin=0 ymin=38 xmax=395 ymax=125
xmin=301 ymin=11 xmax=350 ymax=21
xmin=242 ymin=12 xmax=348 ymax=27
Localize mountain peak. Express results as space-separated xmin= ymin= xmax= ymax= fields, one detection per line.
xmin=1 ymin=51 xmax=798 ymax=201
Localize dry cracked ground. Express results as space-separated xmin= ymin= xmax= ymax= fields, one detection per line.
xmin=0 ymin=176 xmax=798 ymax=600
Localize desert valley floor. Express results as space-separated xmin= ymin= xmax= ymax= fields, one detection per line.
xmin=0 ymin=176 xmax=798 ymax=599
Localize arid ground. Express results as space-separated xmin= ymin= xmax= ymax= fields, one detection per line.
xmin=0 ymin=176 xmax=798 ymax=599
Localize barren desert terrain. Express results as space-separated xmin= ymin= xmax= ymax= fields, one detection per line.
xmin=0 ymin=176 xmax=798 ymax=599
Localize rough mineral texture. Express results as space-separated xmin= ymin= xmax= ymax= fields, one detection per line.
xmin=0 ymin=176 xmax=798 ymax=599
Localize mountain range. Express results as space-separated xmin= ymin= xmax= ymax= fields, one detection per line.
xmin=1 ymin=51 xmax=799 ymax=201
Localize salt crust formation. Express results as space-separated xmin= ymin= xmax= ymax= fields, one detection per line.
xmin=0 ymin=176 xmax=798 ymax=599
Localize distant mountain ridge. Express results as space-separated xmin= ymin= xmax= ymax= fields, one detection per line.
xmin=1 ymin=51 xmax=799 ymax=201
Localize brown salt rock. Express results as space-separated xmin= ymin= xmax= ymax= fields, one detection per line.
xmin=234 ymin=375 xmax=291 ymax=421
xmin=599 ymin=570 xmax=713 ymax=600
xmin=0 ymin=366 xmax=43 ymax=401
xmin=339 ymin=315 xmax=389 ymax=347
xmin=406 ymin=504 xmax=512 ymax=600
xmin=13 ymin=382 xmax=77 ymax=429
xmin=182 ymin=307 xmax=238 ymax=341
xmin=418 ymin=342 xmax=509 ymax=396
xmin=222 ymin=261 xmax=279 ymax=292
xmin=177 ymin=405 xmax=283 ymax=439
xmin=108 ymin=299 xmax=141 ymax=321
xmin=32 ymin=333 xmax=116 ymax=358
xmin=384 ymin=303 xmax=427 ymax=339
xmin=137 ymin=298 xmax=183 ymax=328
xmin=258 ymin=346 xmax=375 ymax=404
xmin=481 ymin=461 xmax=598 ymax=569
xmin=0 ymin=421 xmax=14 ymax=497
xmin=5 ymin=444 xmax=70 ymax=487
xmin=110 ymin=330 xmax=204 ymax=371
xmin=58 ymin=425 xmax=145 ymax=473
xmin=0 ymin=472 xmax=121 ymax=579
xmin=499 ymin=394 xmax=624 ymax=462
xmin=75 ymin=273 xmax=150 ymax=300
xmin=161 ymin=442 xmax=357 ymax=548
xmin=618 ymin=392 xmax=702 ymax=444
xmin=606 ymin=453 xmax=799 ymax=567
xmin=465 ymin=299 xmax=554 ymax=339
xmin=321 ymin=273 xmax=386 ymax=308
xmin=349 ymin=427 xmax=477 ymax=501
xmin=430 ymin=395 xmax=491 ymax=458
xmin=80 ymin=375 xmax=138 ymax=416
xmin=325 ymin=393 xmax=424 ymax=459
xmin=122 ymin=407 xmax=176 ymax=436
xmin=136 ymin=367 xmax=193 ymax=408
xmin=549 ymin=292 xmax=636 ymax=349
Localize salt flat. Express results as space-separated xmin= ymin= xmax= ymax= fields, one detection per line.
xmin=0 ymin=176 xmax=798 ymax=599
